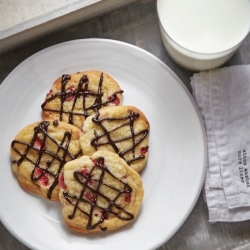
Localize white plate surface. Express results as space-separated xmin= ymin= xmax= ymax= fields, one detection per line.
xmin=0 ymin=39 xmax=206 ymax=250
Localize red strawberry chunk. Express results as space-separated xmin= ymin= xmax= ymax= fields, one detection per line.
xmin=46 ymin=89 xmax=53 ymax=98
xmin=101 ymin=210 xmax=109 ymax=220
xmin=34 ymin=166 xmax=43 ymax=178
xmin=81 ymin=167 xmax=93 ymax=185
xmin=34 ymin=137 xmax=42 ymax=150
xmin=81 ymin=166 xmax=89 ymax=176
xmin=34 ymin=166 xmax=49 ymax=186
xmin=108 ymin=94 xmax=120 ymax=105
xmin=125 ymin=193 xmax=131 ymax=202
xmin=59 ymin=174 xmax=67 ymax=190
xmin=66 ymin=86 xmax=76 ymax=101
xmin=85 ymin=192 xmax=95 ymax=202
xmin=140 ymin=146 xmax=149 ymax=155
xmin=40 ymin=174 xmax=49 ymax=186
xmin=113 ymin=96 xmax=120 ymax=105
xmin=92 ymin=159 xmax=97 ymax=165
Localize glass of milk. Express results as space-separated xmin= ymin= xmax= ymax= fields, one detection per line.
xmin=157 ymin=0 xmax=250 ymax=71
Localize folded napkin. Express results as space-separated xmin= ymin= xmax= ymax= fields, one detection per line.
xmin=191 ymin=65 xmax=250 ymax=222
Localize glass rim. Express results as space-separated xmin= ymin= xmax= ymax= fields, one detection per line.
xmin=156 ymin=0 xmax=250 ymax=56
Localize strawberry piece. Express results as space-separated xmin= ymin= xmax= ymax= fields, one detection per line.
xmin=85 ymin=192 xmax=95 ymax=202
xmin=40 ymin=174 xmax=49 ymax=186
xmin=81 ymin=167 xmax=93 ymax=185
xmin=59 ymin=174 xmax=67 ymax=190
xmin=113 ymin=96 xmax=120 ymax=105
xmin=34 ymin=137 xmax=42 ymax=150
xmin=125 ymin=193 xmax=131 ymax=202
xmin=65 ymin=86 xmax=76 ymax=101
xmin=101 ymin=210 xmax=109 ymax=220
xmin=92 ymin=159 xmax=97 ymax=165
xmin=34 ymin=166 xmax=49 ymax=186
xmin=46 ymin=89 xmax=53 ymax=98
xmin=108 ymin=94 xmax=120 ymax=105
xmin=94 ymin=209 xmax=108 ymax=220
xmin=34 ymin=166 xmax=43 ymax=178
xmin=140 ymin=146 xmax=149 ymax=155
xmin=81 ymin=166 xmax=89 ymax=176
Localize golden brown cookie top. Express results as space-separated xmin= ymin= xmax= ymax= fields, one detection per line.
xmin=59 ymin=150 xmax=144 ymax=233
xmin=41 ymin=70 xmax=123 ymax=129
xmin=80 ymin=105 xmax=150 ymax=172
xmin=10 ymin=120 xmax=82 ymax=200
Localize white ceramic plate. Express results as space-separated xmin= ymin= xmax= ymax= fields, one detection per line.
xmin=0 ymin=39 xmax=206 ymax=250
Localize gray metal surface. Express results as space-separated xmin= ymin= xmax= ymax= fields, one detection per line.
xmin=1 ymin=1 xmax=250 ymax=249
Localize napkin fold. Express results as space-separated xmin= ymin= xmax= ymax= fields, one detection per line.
xmin=191 ymin=65 xmax=250 ymax=222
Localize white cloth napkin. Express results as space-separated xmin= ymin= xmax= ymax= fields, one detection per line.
xmin=191 ymin=65 xmax=250 ymax=222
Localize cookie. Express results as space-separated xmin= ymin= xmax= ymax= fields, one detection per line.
xmin=41 ymin=70 xmax=123 ymax=129
xmin=10 ymin=120 xmax=82 ymax=201
xmin=80 ymin=106 xmax=150 ymax=172
xmin=58 ymin=150 xmax=144 ymax=233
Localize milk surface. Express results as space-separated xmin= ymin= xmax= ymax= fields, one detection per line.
xmin=158 ymin=0 xmax=250 ymax=54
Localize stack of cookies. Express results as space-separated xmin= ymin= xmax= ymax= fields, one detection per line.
xmin=10 ymin=70 xmax=149 ymax=233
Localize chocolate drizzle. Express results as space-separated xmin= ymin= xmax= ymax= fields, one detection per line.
xmin=41 ymin=73 xmax=123 ymax=126
xmin=63 ymin=156 xmax=134 ymax=231
xmin=11 ymin=121 xmax=81 ymax=199
xmin=91 ymin=110 xmax=149 ymax=165
xmin=53 ymin=119 xmax=58 ymax=126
